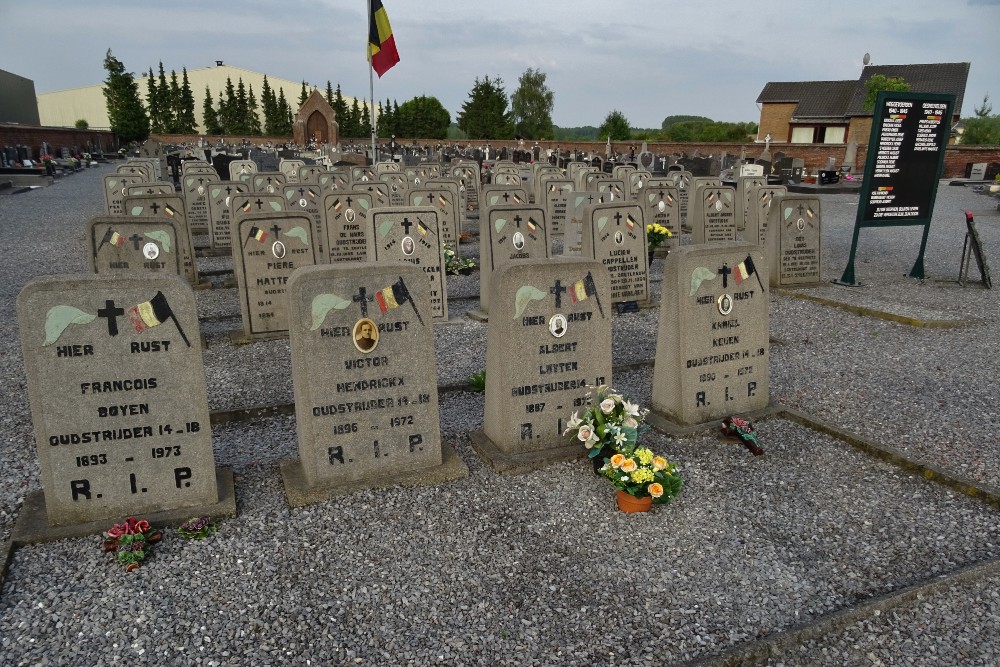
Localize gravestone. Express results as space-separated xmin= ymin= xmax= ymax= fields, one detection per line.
xmin=671 ymin=171 xmax=693 ymax=223
xmin=117 ymin=161 xmax=153 ymax=181
xmin=542 ymin=178 xmax=574 ymax=237
xmin=451 ymin=164 xmax=480 ymax=210
xmin=207 ymin=181 xmax=251 ymax=250
xmin=650 ymin=242 xmax=769 ymax=426
xmin=231 ymin=213 xmax=319 ymax=338
xmin=379 ymin=172 xmax=409 ymax=206
xmin=182 ymin=172 xmax=219 ymax=236
xmin=409 ymin=187 xmax=459 ymax=247
xmin=739 ymin=163 xmax=765 ymax=178
xmin=280 ymin=159 xmax=306 ymax=182
xmin=322 ymin=190 xmax=374 ymax=262
xmin=532 ymin=165 xmax=563 ymax=202
xmin=493 ymin=172 xmax=521 ymax=187
xmin=640 ymin=180 xmax=680 ymax=249
xmin=351 ymin=166 xmax=378 ymax=183
xmin=123 ymin=194 xmax=200 ymax=286
xmin=471 ymin=258 xmax=612 ymax=472
xmin=298 ymin=164 xmax=325 ymax=184
xmin=15 ymin=273 xmax=230 ymax=530
xmin=353 ymin=181 xmax=391 ymax=210
xmin=581 ymin=202 xmax=649 ymax=303
xmin=250 ymin=149 xmax=280 ymax=173
xmin=231 ymin=193 xmax=286 ymax=229
xmin=746 ymin=185 xmax=786 ymax=247
xmin=280 ymin=263 xmax=467 ymax=505
xmin=968 ymin=163 xmax=987 ymax=181
xmin=284 ymin=183 xmax=326 ymax=259
xmin=103 ymin=175 xmax=146 ymax=216
xmin=368 ymin=207 xmax=448 ymax=320
xmin=735 ymin=175 xmax=767 ymax=231
xmin=318 ymin=170 xmax=352 ymax=193
xmin=564 ymin=192 xmax=609 ymax=255
xmin=628 ymin=170 xmax=652 ymax=199
xmin=126 ymin=182 xmax=175 ymax=197
xmin=228 ymin=160 xmax=257 ymax=182
xmin=472 ymin=205 xmax=551 ymax=319
xmin=87 ymin=217 xmax=181 ymax=276
xmin=766 ymin=196 xmax=822 ymax=286
xmin=252 ymin=172 xmax=286 ymax=194
xmin=690 ymin=186 xmax=737 ymax=244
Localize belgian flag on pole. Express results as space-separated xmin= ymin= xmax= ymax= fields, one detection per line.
xmin=368 ymin=0 xmax=400 ymax=78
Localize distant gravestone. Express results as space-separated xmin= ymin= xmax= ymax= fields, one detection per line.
xmin=471 ymin=258 xmax=612 ymax=472
xmin=322 ymin=190 xmax=374 ymax=262
xmin=298 ymin=164 xmax=325 ymax=184
xmin=409 ymin=187 xmax=459 ymax=247
xmin=280 ymin=159 xmax=306 ymax=182
xmin=595 ymin=179 xmax=627 ymax=202
xmin=542 ymin=178 xmax=574 ymax=237
xmin=581 ymin=202 xmax=649 ymax=303
xmin=123 ymin=195 xmax=200 ymax=286
xmin=353 ymin=181 xmax=391 ymax=210
xmin=228 ymin=160 xmax=257 ymax=182
xmin=280 ymin=263 xmax=466 ymax=505
xmin=564 ymin=192 xmax=608 ymax=254
xmin=117 ymin=162 xmax=153 ymax=181
xmin=126 ymin=182 xmax=175 ymax=197
xmin=650 ymin=242 xmax=769 ymax=426
xmin=207 ymin=181 xmax=251 ymax=250
xmin=746 ymin=185 xmax=786 ymax=247
xmin=690 ymin=186 xmax=737 ymax=244
xmin=480 ymin=185 xmax=528 ymax=212
xmin=231 ymin=213 xmax=319 ymax=338
xmin=283 ymin=183 xmax=326 ymax=259
xmin=379 ymin=172 xmax=409 ymax=206
xmin=766 ymin=195 xmax=822 ymax=286
xmin=252 ymin=172 xmax=286 ymax=194
xmin=671 ymin=171 xmax=693 ymax=223
xmin=88 ymin=216 xmax=181 ymax=276
xmin=318 ymin=169 xmax=352 ymax=192
xmin=368 ymin=206 xmax=448 ymax=320
xmin=735 ymin=175 xmax=767 ymax=232
xmin=640 ymin=180 xmax=680 ymax=248
xmin=182 ymin=172 xmax=219 ymax=236
xmin=16 ymin=274 xmax=228 ymax=528
xmin=231 ymin=193 xmax=286 ymax=229
xmin=628 ymin=170 xmax=652 ymax=199
xmin=473 ymin=205 xmax=551 ymax=318
xmin=103 ymin=175 xmax=146 ymax=216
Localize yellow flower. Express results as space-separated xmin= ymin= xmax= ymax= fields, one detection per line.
xmin=621 ymin=458 xmax=638 ymax=473
xmin=630 ymin=468 xmax=654 ymax=484
xmin=648 ymin=483 xmax=664 ymax=498
xmin=652 ymin=456 xmax=668 ymax=471
xmin=636 ymin=448 xmax=654 ymax=465
xmin=610 ymin=453 xmax=626 ymax=468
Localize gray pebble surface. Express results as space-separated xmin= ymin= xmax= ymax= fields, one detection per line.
xmin=0 ymin=164 xmax=998 ymax=665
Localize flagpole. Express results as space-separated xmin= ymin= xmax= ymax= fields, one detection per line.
xmin=368 ymin=0 xmax=377 ymax=165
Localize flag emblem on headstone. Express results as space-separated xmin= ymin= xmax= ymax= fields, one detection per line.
xmin=128 ymin=291 xmax=190 ymax=346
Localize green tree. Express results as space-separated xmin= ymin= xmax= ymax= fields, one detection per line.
xmin=247 ymin=84 xmax=262 ymax=135
xmin=598 ymin=109 xmax=631 ymax=140
xmin=395 ymin=96 xmax=450 ymax=139
xmin=360 ymin=101 xmax=372 ymax=137
xmin=974 ymin=93 xmax=992 ymax=118
xmin=274 ymin=88 xmax=292 ymax=136
xmin=511 ymin=67 xmax=555 ymax=139
xmin=218 ymin=77 xmax=237 ymax=134
xmin=661 ymin=114 xmax=713 ymax=130
xmin=961 ymin=115 xmax=1000 ymax=145
xmin=299 ymin=81 xmax=309 ymax=108
xmin=177 ymin=67 xmax=197 ymax=134
xmin=75 ymin=119 xmax=89 ymax=129
xmin=235 ymin=78 xmax=249 ymax=134
xmin=344 ymin=98 xmax=362 ymax=137
xmin=156 ymin=63 xmax=174 ymax=133
xmin=863 ymin=75 xmax=911 ymax=111
xmin=325 ymin=81 xmax=335 ymax=108
xmin=332 ymin=85 xmax=349 ymax=131
xmin=457 ymin=75 xmax=514 ymax=139
xmin=102 ymin=49 xmax=148 ymax=142
xmin=260 ymin=76 xmax=277 ymax=135
xmin=202 ymin=86 xmax=221 ymax=134
xmin=145 ymin=68 xmax=164 ymax=134
xmin=166 ymin=70 xmax=183 ymax=133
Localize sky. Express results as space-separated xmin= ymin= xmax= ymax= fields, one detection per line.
xmin=3 ymin=0 xmax=999 ymax=129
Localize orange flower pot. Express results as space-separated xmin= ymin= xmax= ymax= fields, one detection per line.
xmin=616 ymin=490 xmax=652 ymax=513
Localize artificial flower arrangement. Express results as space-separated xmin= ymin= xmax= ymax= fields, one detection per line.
xmin=102 ymin=517 xmax=161 ymax=572
xmin=646 ymin=223 xmax=673 ymax=253
xmin=442 ymin=243 xmax=477 ymax=275
xmin=177 ymin=516 xmax=217 ymax=540
xmin=564 ymin=385 xmax=682 ymax=509
xmin=721 ymin=416 xmax=764 ymax=456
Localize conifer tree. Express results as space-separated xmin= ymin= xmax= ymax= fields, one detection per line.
xmin=177 ymin=67 xmax=197 ymax=134
xmin=102 ymin=49 xmax=149 ymax=142
xmin=202 ymin=86 xmax=221 ymax=134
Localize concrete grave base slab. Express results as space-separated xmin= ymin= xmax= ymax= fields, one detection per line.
xmin=279 ymin=445 xmax=468 ymax=508
xmin=194 ymin=248 xmax=232 ymax=257
xmin=465 ymin=309 xmax=488 ymax=323
xmin=227 ymin=329 xmax=288 ymax=345
xmin=470 ymin=431 xmax=587 ymax=475
xmin=433 ymin=315 xmax=468 ymax=327
xmin=646 ymin=401 xmax=782 ymax=438
xmin=11 ymin=468 xmax=236 ymax=546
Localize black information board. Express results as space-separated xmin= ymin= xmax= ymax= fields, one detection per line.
xmin=837 ymin=91 xmax=955 ymax=285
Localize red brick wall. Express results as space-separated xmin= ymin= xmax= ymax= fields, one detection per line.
xmin=758 ymin=103 xmax=796 ymax=143
xmin=0 ymin=124 xmax=118 ymax=157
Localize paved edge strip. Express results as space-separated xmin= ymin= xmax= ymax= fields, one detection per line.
xmin=775 ymin=288 xmax=966 ymax=328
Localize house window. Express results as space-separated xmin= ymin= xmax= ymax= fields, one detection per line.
xmin=823 ymin=127 xmax=846 ymax=144
xmin=790 ymin=127 xmax=814 ymax=143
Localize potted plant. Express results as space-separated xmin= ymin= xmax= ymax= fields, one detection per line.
xmin=563 ymin=385 xmax=683 ymax=512
xmin=599 ymin=447 xmax=682 ymax=512
xmin=646 ymin=223 xmax=672 ymax=265
xmin=443 ymin=243 xmax=478 ymax=275
xmin=101 ymin=517 xmax=161 ymax=572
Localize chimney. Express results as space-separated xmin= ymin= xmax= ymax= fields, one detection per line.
xmin=216 ymin=60 xmax=224 ymax=67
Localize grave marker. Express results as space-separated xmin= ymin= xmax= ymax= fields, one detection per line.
xmin=690 ymin=186 xmax=737 ymax=244
xmin=103 ymin=175 xmax=146 ymax=216
xmin=409 ymin=187 xmax=459 ymax=247
xmin=581 ymin=202 xmax=649 ymax=303
xmin=640 ymin=180 xmax=680 ymax=248
xmin=368 ymin=206 xmax=448 ymax=320
xmin=651 ymin=242 xmax=769 ymax=425
xmin=472 ymin=205 xmax=551 ymax=318
xmin=207 ymin=181 xmax=251 ymax=249
xmin=766 ymin=195 xmax=822 ymax=286
xmin=16 ymin=274 xmax=228 ymax=528
xmin=88 ymin=217 xmax=181 ymax=276
xmin=323 ymin=190 xmax=374 ymax=262
xmin=471 ymin=259 xmax=612 ymax=472
xmin=746 ymin=185 xmax=786 ymax=247
xmin=182 ymin=172 xmax=219 ymax=236
xmin=231 ymin=213 xmax=319 ymax=338
xmin=123 ymin=195 xmax=200 ymax=286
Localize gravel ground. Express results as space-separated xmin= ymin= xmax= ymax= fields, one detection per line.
xmin=0 ymin=164 xmax=999 ymax=666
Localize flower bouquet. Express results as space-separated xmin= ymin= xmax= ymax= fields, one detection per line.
xmin=101 ymin=517 xmax=161 ymax=572
xmin=646 ymin=223 xmax=673 ymax=253
xmin=563 ymin=385 xmax=646 ymax=466
xmin=443 ymin=243 xmax=478 ymax=275
xmin=721 ymin=416 xmax=764 ymax=456
xmin=178 ymin=516 xmax=217 ymax=540
xmin=599 ymin=448 xmax=682 ymax=510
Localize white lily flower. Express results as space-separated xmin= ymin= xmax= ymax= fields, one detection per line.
xmin=622 ymin=400 xmax=641 ymax=418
